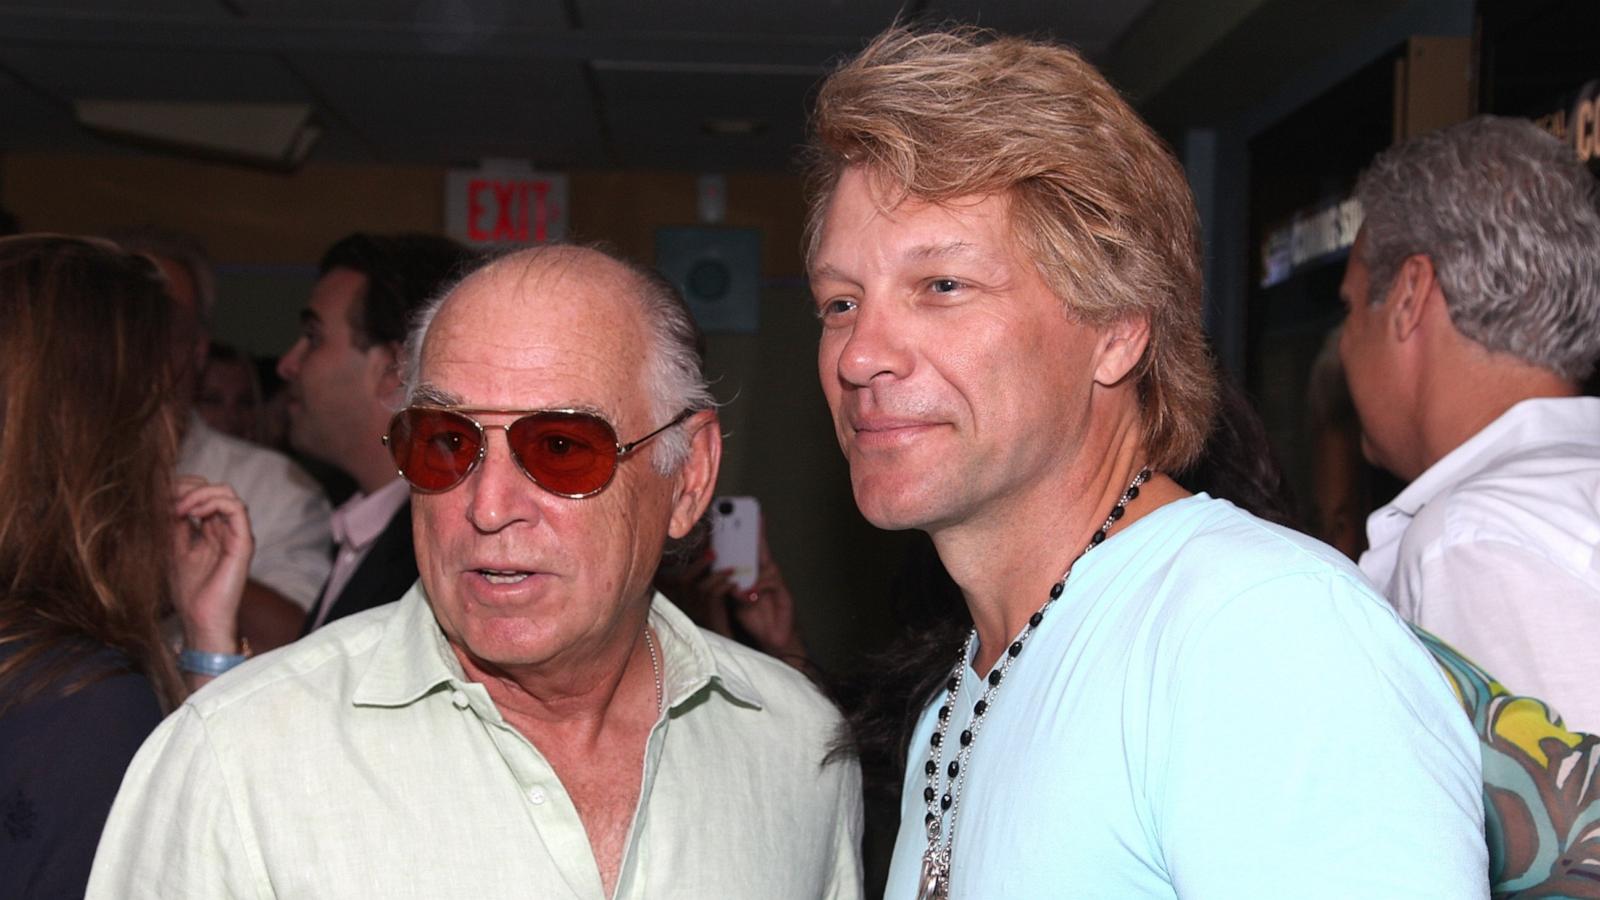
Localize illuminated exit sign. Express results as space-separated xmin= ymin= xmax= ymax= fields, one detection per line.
xmin=445 ymin=165 xmax=568 ymax=247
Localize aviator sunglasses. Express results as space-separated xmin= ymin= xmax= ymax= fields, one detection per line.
xmin=383 ymin=406 xmax=694 ymax=498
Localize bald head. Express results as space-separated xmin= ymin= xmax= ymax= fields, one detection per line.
xmin=404 ymin=245 xmax=712 ymax=472
xmin=425 ymin=245 xmax=652 ymax=364
xmin=400 ymin=246 xmax=723 ymax=684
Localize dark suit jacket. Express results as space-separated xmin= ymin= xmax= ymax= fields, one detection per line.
xmin=303 ymin=502 xmax=417 ymax=636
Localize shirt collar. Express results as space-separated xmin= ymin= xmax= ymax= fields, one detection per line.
xmin=1385 ymin=396 xmax=1600 ymax=518
xmin=351 ymin=584 xmax=764 ymax=712
xmin=352 ymin=582 xmax=463 ymax=708
xmin=330 ymin=477 xmax=411 ymax=549
xmin=649 ymin=593 xmax=764 ymax=711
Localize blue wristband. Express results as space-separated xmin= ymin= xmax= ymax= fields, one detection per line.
xmin=178 ymin=648 xmax=248 ymax=677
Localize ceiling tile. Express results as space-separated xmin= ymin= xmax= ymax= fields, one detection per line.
xmin=0 ymin=71 xmax=104 ymax=153
xmin=594 ymin=66 xmax=819 ymax=105
xmin=0 ymin=0 xmax=229 ymax=17
xmin=0 ymin=45 xmax=308 ymax=102
xmin=576 ymin=0 xmax=901 ymax=38
xmin=294 ymin=121 xmax=379 ymax=162
xmin=597 ymin=68 xmax=816 ymax=171
xmin=0 ymin=0 xmax=1163 ymax=171
xmin=292 ymin=53 xmax=601 ymax=165
xmin=229 ymin=0 xmax=568 ymax=30
xmin=605 ymin=113 xmax=808 ymax=171
xmin=926 ymin=0 xmax=1158 ymax=58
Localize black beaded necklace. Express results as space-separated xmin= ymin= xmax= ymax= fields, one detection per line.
xmin=916 ymin=467 xmax=1152 ymax=900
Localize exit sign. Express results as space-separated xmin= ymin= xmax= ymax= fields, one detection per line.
xmin=445 ymin=167 xmax=568 ymax=247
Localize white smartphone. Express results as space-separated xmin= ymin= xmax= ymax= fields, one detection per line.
xmin=709 ymin=495 xmax=761 ymax=592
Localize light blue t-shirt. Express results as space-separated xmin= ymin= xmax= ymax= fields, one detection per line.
xmin=885 ymin=495 xmax=1487 ymax=899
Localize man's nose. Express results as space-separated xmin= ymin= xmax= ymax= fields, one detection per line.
xmin=465 ymin=429 xmax=544 ymax=533
xmin=276 ymin=340 xmax=304 ymax=381
xmin=836 ymin=299 xmax=912 ymax=387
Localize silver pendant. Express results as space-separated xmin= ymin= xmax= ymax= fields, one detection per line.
xmin=917 ymin=852 xmax=948 ymax=900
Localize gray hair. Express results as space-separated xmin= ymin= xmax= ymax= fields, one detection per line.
xmin=401 ymin=245 xmax=713 ymax=474
xmin=1356 ymin=115 xmax=1600 ymax=381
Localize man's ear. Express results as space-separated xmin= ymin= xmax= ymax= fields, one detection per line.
xmin=1092 ymin=314 xmax=1151 ymax=387
xmin=1386 ymin=254 xmax=1438 ymax=342
xmin=668 ymin=410 xmax=722 ymax=539
xmin=369 ymin=341 xmax=405 ymax=403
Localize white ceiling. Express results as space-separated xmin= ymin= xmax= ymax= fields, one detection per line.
xmin=0 ymin=0 xmax=1159 ymax=171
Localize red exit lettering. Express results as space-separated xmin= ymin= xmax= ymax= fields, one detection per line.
xmin=466 ymin=179 xmax=558 ymax=243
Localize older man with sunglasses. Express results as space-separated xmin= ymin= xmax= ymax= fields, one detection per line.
xmin=88 ymin=246 xmax=864 ymax=899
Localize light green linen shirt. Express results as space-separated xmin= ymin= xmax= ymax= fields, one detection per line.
xmin=87 ymin=584 xmax=863 ymax=899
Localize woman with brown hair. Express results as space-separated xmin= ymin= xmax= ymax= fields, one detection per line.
xmin=0 ymin=235 xmax=252 ymax=897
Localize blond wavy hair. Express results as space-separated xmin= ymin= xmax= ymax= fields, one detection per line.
xmin=805 ymin=26 xmax=1216 ymax=471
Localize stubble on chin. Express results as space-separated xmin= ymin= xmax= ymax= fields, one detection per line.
xmin=849 ymin=462 xmax=938 ymax=532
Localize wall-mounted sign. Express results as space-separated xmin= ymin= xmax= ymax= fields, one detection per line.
xmin=445 ymin=164 xmax=568 ymax=247
xmin=1260 ymin=197 xmax=1363 ymax=289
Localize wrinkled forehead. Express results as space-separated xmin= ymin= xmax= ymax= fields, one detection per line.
xmin=819 ymin=166 xmax=1021 ymax=237
xmin=418 ymin=251 xmax=652 ymax=408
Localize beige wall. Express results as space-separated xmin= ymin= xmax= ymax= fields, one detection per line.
xmin=0 ymin=150 xmax=903 ymax=672
xmin=1 ymin=152 xmax=444 ymax=263
xmin=0 ymin=153 xmax=807 ymax=273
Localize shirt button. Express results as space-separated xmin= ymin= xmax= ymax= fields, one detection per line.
xmin=451 ymin=691 xmax=469 ymax=709
xmin=528 ymin=787 xmax=547 ymax=805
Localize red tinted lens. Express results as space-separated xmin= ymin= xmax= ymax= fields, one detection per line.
xmin=389 ymin=408 xmax=484 ymax=492
xmin=506 ymin=412 xmax=620 ymax=496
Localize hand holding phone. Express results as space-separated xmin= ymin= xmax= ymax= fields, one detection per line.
xmin=710 ymin=496 xmax=761 ymax=592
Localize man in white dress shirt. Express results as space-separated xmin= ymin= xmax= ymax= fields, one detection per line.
xmin=111 ymin=226 xmax=332 ymax=650
xmin=1341 ymin=115 xmax=1600 ymax=731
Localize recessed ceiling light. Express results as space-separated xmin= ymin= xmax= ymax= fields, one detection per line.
xmin=73 ymin=100 xmax=321 ymax=171
xmin=701 ymin=118 xmax=768 ymax=137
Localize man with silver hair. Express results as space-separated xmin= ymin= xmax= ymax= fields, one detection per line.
xmin=1341 ymin=115 xmax=1600 ymax=732
xmin=89 ymin=245 xmax=863 ymax=898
